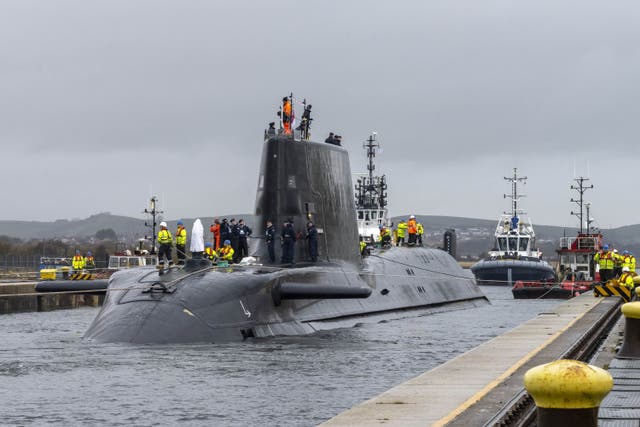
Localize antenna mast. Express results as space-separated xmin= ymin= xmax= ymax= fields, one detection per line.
xmin=143 ymin=196 xmax=163 ymax=254
xmin=570 ymin=177 xmax=593 ymax=234
xmin=504 ymin=168 xmax=527 ymax=217
xmin=354 ymin=132 xmax=387 ymax=210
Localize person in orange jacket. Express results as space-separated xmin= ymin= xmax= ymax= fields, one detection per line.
xmin=282 ymin=97 xmax=292 ymax=134
xmin=210 ymin=218 xmax=221 ymax=250
xmin=407 ymin=215 xmax=418 ymax=246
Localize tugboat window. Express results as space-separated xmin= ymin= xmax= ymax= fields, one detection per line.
xmin=498 ymin=237 xmax=507 ymax=251
xmin=371 ymin=211 xmax=377 ymax=219
xmin=508 ymin=237 xmax=518 ymax=251
xmin=358 ymin=211 xmax=363 ymax=220
xmin=519 ymin=238 xmax=529 ymax=251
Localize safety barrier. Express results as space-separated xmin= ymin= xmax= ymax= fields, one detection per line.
xmin=69 ymin=273 xmax=94 ymax=281
xmin=593 ymin=283 xmax=632 ymax=302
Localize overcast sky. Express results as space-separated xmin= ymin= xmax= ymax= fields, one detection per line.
xmin=2 ymin=1 xmax=639 ymax=228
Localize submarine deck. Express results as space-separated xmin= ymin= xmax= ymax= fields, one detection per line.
xmin=321 ymin=292 xmax=619 ymax=426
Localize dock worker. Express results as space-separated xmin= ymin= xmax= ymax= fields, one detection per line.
xmin=265 ymin=220 xmax=276 ymax=263
xmin=282 ymin=96 xmax=292 ymax=135
xmin=594 ymin=244 xmax=614 ymax=283
xmin=218 ymin=240 xmax=234 ymax=262
xmin=417 ymin=223 xmax=424 ymax=246
xmin=210 ymin=219 xmax=221 ymax=250
xmin=619 ymin=267 xmax=635 ymax=290
xmin=175 ymin=220 xmax=187 ymax=265
xmin=407 ymin=215 xmax=418 ymax=246
xmin=157 ymin=221 xmax=173 ymax=270
xmin=234 ymin=219 xmax=252 ymax=263
xmin=631 ymin=253 xmax=637 ymax=272
xmin=72 ymin=250 xmax=85 ymax=272
xmin=204 ymin=242 xmax=217 ymax=261
xmin=622 ymin=250 xmax=633 ymax=271
xmin=281 ymin=220 xmax=297 ymax=264
xmin=396 ymin=220 xmax=408 ymax=246
xmin=84 ymin=251 xmax=95 ymax=270
xmin=306 ymin=221 xmax=319 ymax=262
xmin=379 ymin=225 xmax=392 ymax=247
xmin=613 ymin=249 xmax=623 ymax=276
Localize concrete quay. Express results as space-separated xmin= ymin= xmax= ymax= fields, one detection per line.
xmin=0 ymin=281 xmax=103 ymax=314
xmin=322 ymin=293 xmax=620 ymax=426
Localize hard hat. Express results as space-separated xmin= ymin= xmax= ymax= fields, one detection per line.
xmin=75 ymin=249 xmax=80 ymax=254
xmin=177 ymin=220 xmax=184 ymax=226
xmin=623 ymin=267 xmax=630 ymax=272
xmin=603 ymin=244 xmax=609 ymax=250
xmin=87 ymin=251 xmax=92 ymax=256
xmin=410 ymin=215 xmax=415 ymax=219
xmin=224 ymin=239 xmax=231 ymax=245
xmin=624 ymin=250 xmax=629 ymax=255
xmin=160 ymin=221 xmax=167 ymax=228
xmin=205 ymin=242 xmax=212 ymax=248
xmin=614 ymin=249 xmax=619 ymax=253
xmin=379 ymin=225 xmax=383 ymax=229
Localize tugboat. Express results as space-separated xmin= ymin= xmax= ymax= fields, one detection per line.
xmin=471 ymin=168 xmax=556 ymax=286
xmin=83 ymin=97 xmax=488 ymax=344
xmin=354 ymin=132 xmax=391 ymax=244
xmin=512 ymin=177 xmax=601 ymax=299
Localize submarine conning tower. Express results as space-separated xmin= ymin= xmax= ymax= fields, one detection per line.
xmin=253 ymin=134 xmax=361 ymax=265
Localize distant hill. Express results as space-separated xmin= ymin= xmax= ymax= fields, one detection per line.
xmin=0 ymin=213 xmax=254 ymax=241
xmin=2 ymin=213 xmax=639 ymax=259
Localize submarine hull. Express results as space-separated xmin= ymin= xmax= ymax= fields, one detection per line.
xmin=85 ymin=134 xmax=487 ymax=344
xmin=84 ymin=247 xmax=486 ymax=344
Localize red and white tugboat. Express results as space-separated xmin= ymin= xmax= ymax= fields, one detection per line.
xmin=513 ymin=177 xmax=601 ymax=299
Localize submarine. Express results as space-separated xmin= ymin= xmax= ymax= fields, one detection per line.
xmin=84 ymin=99 xmax=488 ymax=344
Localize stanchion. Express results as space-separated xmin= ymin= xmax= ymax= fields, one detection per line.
xmin=524 ymin=359 xmax=613 ymax=426
xmin=617 ymin=301 xmax=640 ymax=359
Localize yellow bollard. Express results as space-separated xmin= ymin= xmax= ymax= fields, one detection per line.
xmin=524 ymin=359 xmax=613 ymax=426
xmin=617 ymin=301 xmax=640 ymax=358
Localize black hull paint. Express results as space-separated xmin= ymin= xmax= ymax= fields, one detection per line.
xmin=471 ymin=259 xmax=556 ymax=286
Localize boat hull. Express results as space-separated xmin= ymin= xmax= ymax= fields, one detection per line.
xmin=471 ymin=259 xmax=556 ymax=286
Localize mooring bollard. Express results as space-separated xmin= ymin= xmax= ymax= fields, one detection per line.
xmin=617 ymin=301 xmax=640 ymax=358
xmin=524 ymin=359 xmax=613 ymax=427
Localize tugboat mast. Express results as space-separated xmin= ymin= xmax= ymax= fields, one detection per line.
xmin=355 ymin=132 xmax=387 ymax=210
xmin=503 ymin=168 xmax=527 ymax=218
xmin=570 ymin=177 xmax=594 ymax=234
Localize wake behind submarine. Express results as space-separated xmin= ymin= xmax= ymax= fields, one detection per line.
xmin=84 ymin=99 xmax=488 ymax=344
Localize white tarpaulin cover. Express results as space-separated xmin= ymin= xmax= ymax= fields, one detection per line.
xmin=190 ymin=218 xmax=204 ymax=252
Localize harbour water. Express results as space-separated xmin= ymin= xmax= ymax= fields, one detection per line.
xmin=1 ymin=286 xmax=560 ymax=426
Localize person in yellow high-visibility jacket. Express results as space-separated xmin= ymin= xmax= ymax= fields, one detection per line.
xmin=204 ymin=242 xmax=217 ymax=261
xmin=594 ymin=244 xmax=615 ymax=282
xmin=379 ymin=226 xmax=392 ymax=247
xmin=218 ymin=240 xmax=234 ymax=262
xmin=72 ymin=250 xmax=85 ymax=272
xmin=618 ymin=267 xmax=635 ymax=291
xmin=396 ymin=220 xmax=408 ymax=247
xmin=157 ymin=221 xmax=173 ymax=270
xmin=175 ymin=220 xmax=187 ymax=265
xmin=84 ymin=251 xmax=95 ymax=270
xmin=416 ymin=223 xmax=424 ymax=246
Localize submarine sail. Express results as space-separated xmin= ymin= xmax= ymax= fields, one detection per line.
xmin=84 ymin=99 xmax=487 ymax=344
